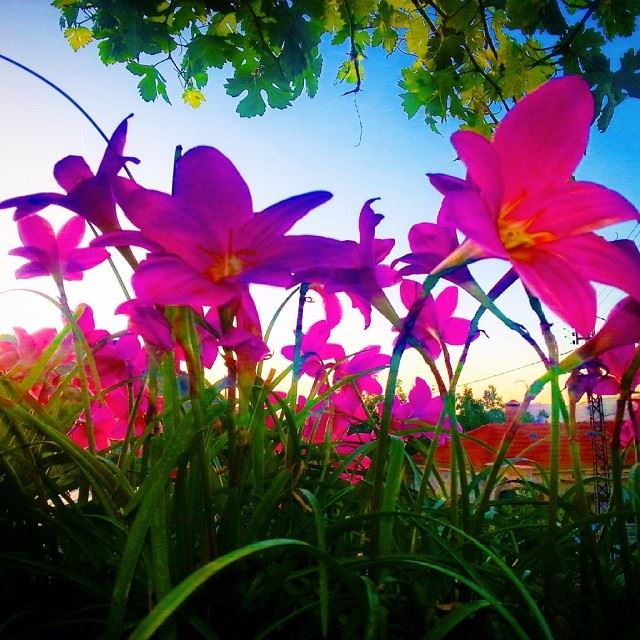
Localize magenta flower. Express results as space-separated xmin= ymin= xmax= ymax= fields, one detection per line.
xmin=393 ymin=216 xmax=477 ymax=289
xmin=399 ymin=280 xmax=474 ymax=358
xmin=333 ymin=346 xmax=391 ymax=398
xmin=385 ymin=377 xmax=454 ymax=443
xmin=95 ymin=146 xmax=333 ymax=308
xmin=565 ymin=363 xmax=621 ymax=403
xmin=74 ymin=305 xmax=147 ymax=394
xmin=560 ymin=296 xmax=640 ymax=372
xmin=116 ymin=299 xmax=175 ymax=353
xmin=0 ymin=116 xmax=138 ymax=233
xmin=70 ymin=387 xmax=149 ymax=450
xmin=0 ymin=327 xmax=66 ymax=376
xmin=8 ymin=215 xmax=109 ymax=281
xmin=429 ymin=76 xmax=640 ymax=336
xmin=300 ymin=388 xmax=375 ymax=483
xmin=0 ymin=326 xmax=73 ymax=401
xmin=281 ymin=320 xmax=346 ymax=378
xmin=293 ymin=200 xmax=400 ymax=328
xmin=308 ymin=283 xmax=343 ymax=330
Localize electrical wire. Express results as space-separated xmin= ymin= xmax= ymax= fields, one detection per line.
xmin=459 ymin=350 xmax=574 ymax=387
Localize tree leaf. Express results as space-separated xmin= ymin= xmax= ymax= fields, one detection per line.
xmin=64 ymin=26 xmax=93 ymax=51
xmin=183 ymin=88 xmax=206 ymax=108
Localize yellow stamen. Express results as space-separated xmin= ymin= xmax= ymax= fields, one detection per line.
xmin=207 ymin=253 xmax=244 ymax=281
xmin=497 ymin=197 xmax=554 ymax=251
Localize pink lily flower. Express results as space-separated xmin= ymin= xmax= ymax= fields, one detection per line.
xmin=565 ymin=360 xmax=620 ymax=403
xmin=293 ymin=199 xmax=400 ymax=328
xmin=308 ymin=283 xmax=343 ymax=330
xmin=9 ymin=215 xmax=109 ymax=281
xmin=0 ymin=116 xmax=138 ymax=233
xmin=385 ymin=377 xmax=454 ymax=443
xmin=333 ymin=345 xmax=391 ymax=398
xmin=0 ymin=326 xmax=73 ymax=401
xmin=560 ymin=296 xmax=640 ymax=372
xmin=301 ymin=388 xmax=375 ymax=483
xmin=74 ymin=305 xmax=147 ymax=394
xmin=70 ymin=403 xmax=114 ymax=451
xmin=561 ymin=295 xmax=640 ymax=399
xmin=398 ymin=280 xmax=474 ymax=359
xmin=393 ymin=215 xmax=477 ymax=289
xmin=116 ymin=299 xmax=175 ymax=353
xmin=70 ymin=387 xmax=149 ymax=450
xmin=281 ymin=320 xmax=345 ymax=378
xmin=429 ymin=76 xmax=640 ymax=336
xmin=95 ymin=146 xmax=334 ymax=308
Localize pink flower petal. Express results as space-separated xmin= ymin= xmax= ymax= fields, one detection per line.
xmin=451 ymin=130 xmax=502 ymax=210
xmin=116 ymin=187 xmax=213 ymax=270
xmin=434 ymin=286 xmax=459 ymax=322
xmin=511 ymin=247 xmax=597 ymax=335
xmin=601 ymin=345 xmax=638 ymax=380
xmin=347 ymin=292 xmax=372 ymax=329
xmin=97 ymin=115 xmax=136 ymax=176
xmin=437 ymin=188 xmax=506 ymax=257
xmin=173 ymin=146 xmax=253 ymax=235
xmin=244 ymin=191 xmax=332 ymax=245
xmin=14 ymin=263 xmax=50 ymax=279
xmin=132 ymin=256 xmax=236 ymax=306
xmin=66 ymin=246 xmax=110 ymax=272
xmin=592 ymin=376 xmax=620 ymax=396
xmin=428 ymin=173 xmax=468 ymax=195
xmin=400 ymin=279 xmax=421 ymax=309
xmin=0 ymin=193 xmax=66 ymax=219
xmin=17 ymin=215 xmax=56 ymax=255
xmin=92 ymin=229 xmax=164 ymax=253
xmin=517 ymin=181 xmax=639 ymax=234
xmin=56 ymin=216 xmax=86 ymax=255
xmin=358 ymin=199 xmax=383 ymax=264
xmin=408 ymin=377 xmax=431 ymax=406
xmin=309 ymin=284 xmax=343 ymax=330
xmin=54 ymin=156 xmax=93 ymax=192
xmin=550 ymin=234 xmax=640 ymax=304
xmin=441 ymin=317 xmax=472 ymax=345
xmin=493 ymin=76 xmax=593 ymax=202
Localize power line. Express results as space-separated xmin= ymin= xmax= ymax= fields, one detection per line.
xmin=460 ymin=350 xmax=574 ymax=386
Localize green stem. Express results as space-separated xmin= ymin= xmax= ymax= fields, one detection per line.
xmin=54 ymin=276 xmax=98 ymax=454
xmin=289 ymin=283 xmax=309 ymax=404
xmin=611 ymin=344 xmax=640 ymax=603
xmin=370 ymin=274 xmax=440 ymax=556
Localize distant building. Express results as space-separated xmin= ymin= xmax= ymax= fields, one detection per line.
xmin=432 ymin=420 xmax=636 ymax=505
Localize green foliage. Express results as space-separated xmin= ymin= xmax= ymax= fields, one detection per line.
xmin=2 ymin=311 xmax=639 ymax=638
xmin=53 ymin=0 xmax=640 ymax=130
xmin=456 ymin=385 xmax=506 ymax=431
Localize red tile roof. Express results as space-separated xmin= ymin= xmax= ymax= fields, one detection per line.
xmin=433 ymin=422 xmax=634 ymax=471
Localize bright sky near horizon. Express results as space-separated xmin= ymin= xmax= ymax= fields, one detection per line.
xmin=1 ymin=1 xmax=640 ymax=405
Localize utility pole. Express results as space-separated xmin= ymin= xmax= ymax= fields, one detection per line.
xmin=572 ymin=330 xmax=611 ymax=514
xmin=588 ymin=391 xmax=610 ymax=514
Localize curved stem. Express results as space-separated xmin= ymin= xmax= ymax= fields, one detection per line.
xmin=289 ymin=283 xmax=309 ymax=404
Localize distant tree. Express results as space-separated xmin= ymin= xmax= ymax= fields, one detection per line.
xmin=535 ymin=409 xmax=550 ymax=423
xmin=481 ymin=384 xmax=503 ymax=411
xmin=519 ymin=410 xmax=536 ymax=424
xmin=486 ymin=407 xmax=506 ymax=423
xmin=456 ymin=385 xmax=505 ymax=431
xmin=53 ymin=0 xmax=640 ymax=131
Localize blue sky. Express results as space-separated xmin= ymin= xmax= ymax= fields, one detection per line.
xmin=1 ymin=1 xmax=639 ymax=403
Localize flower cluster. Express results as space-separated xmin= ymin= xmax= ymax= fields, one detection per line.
xmin=2 ymin=75 xmax=639 ymax=472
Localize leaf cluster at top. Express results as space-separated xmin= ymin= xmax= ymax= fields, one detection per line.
xmin=54 ymin=0 xmax=640 ymax=131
